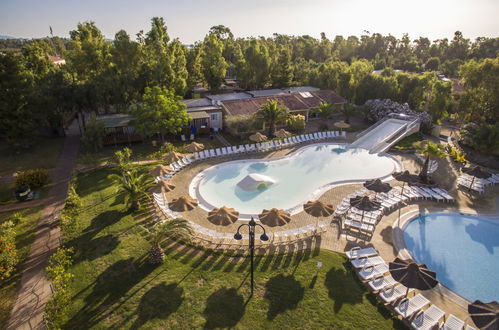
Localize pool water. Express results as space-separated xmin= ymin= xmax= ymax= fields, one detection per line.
xmin=191 ymin=144 xmax=397 ymax=216
xmin=404 ymin=213 xmax=499 ymax=302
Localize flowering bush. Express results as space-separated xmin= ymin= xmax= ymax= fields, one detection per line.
xmin=364 ymin=99 xmax=432 ymax=129
xmin=286 ymin=114 xmax=306 ymax=133
xmin=0 ymin=221 xmax=18 ymax=281
xmin=15 ymin=169 xmax=49 ymax=189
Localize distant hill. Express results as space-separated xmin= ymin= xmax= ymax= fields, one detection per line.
xmin=0 ymin=35 xmax=19 ymax=39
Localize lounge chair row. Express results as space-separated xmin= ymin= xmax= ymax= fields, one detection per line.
xmin=338 ymin=186 xmax=455 ymax=235
xmin=457 ymin=173 xmax=498 ymax=194
xmin=152 ymin=192 xmax=180 ymax=219
xmin=192 ymin=131 xmax=346 ymax=161
xmin=347 ymin=247 xmax=476 ymax=330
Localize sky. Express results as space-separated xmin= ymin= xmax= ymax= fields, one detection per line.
xmin=0 ymin=0 xmax=498 ymax=43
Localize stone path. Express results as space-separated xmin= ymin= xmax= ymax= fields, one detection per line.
xmin=7 ymin=134 xmax=80 ymax=330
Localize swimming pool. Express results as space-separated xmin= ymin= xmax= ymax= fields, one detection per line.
xmin=403 ymin=213 xmax=499 ymax=302
xmin=189 ymin=143 xmax=398 ymax=217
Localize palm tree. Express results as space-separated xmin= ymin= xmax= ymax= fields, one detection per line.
xmin=416 ymin=141 xmax=447 ymax=183
xmin=148 ymin=219 xmax=193 ymax=264
xmin=314 ymin=102 xmax=334 ymax=120
xmin=255 ymin=99 xmax=289 ymax=137
xmin=341 ymin=104 xmax=356 ymax=124
xmin=108 ymin=169 xmax=154 ymax=211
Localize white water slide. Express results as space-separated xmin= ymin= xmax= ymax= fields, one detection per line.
xmin=351 ymin=114 xmax=421 ymax=153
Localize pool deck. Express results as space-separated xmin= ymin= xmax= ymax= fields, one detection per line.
xmin=162 ymin=141 xmax=498 ymax=326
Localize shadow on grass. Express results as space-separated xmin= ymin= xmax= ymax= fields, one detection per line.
xmin=131 ymin=282 xmax=183 ymax=329
xmin=66 ymin=257 xmax=155 ymax=329
xmin=264 ymin=274 xmax=304 ymax=320
xmin=203 ymin=287 xmax=245 ymax=329
xmin=324 ymin=266 xmax=364 ymax=313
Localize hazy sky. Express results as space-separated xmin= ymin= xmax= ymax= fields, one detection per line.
xmin=1 ymin=0 xmax=498 ymax=43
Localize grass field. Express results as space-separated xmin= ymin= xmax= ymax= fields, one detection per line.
xmin=0 ymin=207 xmax=41 ymax=328
xmin=0 ymin=137 xmax=65 ymax=176
xmin=60 ymin=168 xmax=404 ymax=329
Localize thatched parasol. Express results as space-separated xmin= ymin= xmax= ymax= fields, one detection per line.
xmin=364 ymin=179 xmax=392 ymax=198
xmin=249 ymin=132 xmax=268 ymax=142
xmin=163 ymin=152 xmax=183 ymax=163
xmin=462 ymin=166 xmax=491 ymax=191
xmin=393 ymin=170 xmax=421 ymax=197
xmin=304 ymin=200 xmax=334 ymax=217
xmin=274 ymin=129 xmax=292 ymax=138
xmin=168 ymin=196 xmax=198 ymax=212
xmin=334 ymin=120 xmax=351 ymax=132
xmin=349 ymin=196 xmax=381 ymax=223
xmin=185 ymin=142 xmax=205 ymax=153
xmin=389 ymin=257 xmax=438 ymax=295
xmin=468 ymin=300 xmax=499 ymax=330
xmin=258 ymin=208 xmax=291 ymax=227
xmin=149 ymin=164 xmax=173 ymax=177
xmin=207 ymin=206 xmax=239 ymax=226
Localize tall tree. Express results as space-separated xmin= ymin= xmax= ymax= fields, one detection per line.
xmin=271 ymin=46 xmax=293 ymax=87
xmin=415 ymin=141 xmax=446 ymax=183
xmin=239 ymin=39 xmax=271 ymax=89
xmin=200 ymin=34 xmax=227 ymax=92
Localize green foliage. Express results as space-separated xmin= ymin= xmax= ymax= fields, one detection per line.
xmin=313 ymin=102 xmax=334 ymax=120
xmin=271 ymin=46 xmax=293 ymax=87
xmin=0 ymin=219 xmax=19 ymax=281
xmin=425 ymin=57 xmax=440 ymax=71
xmin=114 ymin=147 xmax=133 ymax=174
xmin=60 ymin=183 xmax=82 ymax=240
xmin=108 ymin=168 xmax=154 ymax=211
xmin=224 ymin=115 xmax=260 ymax=136
xmin=447 ymin=146 xmax=467 ymax=163
xmin=130 ymin=86 xmax=190 ymax=140
xmin=149 ymin=219 xmax=193 ymax=264
xmin=15 ymin=169 xmax=49 ymax=189
xmin=200 ymin=34 xmax=228 ymax=91
xmin=393 ymin=132 xmax=424 ymax=150
xmin=460 ymin=123 xmax=499 ymax=156
xmin=81 ymin=114 xmax=106 ymax=152
xmin=255 ymin=100 xmax=289 ymax=137
xmin=148 ymin=142 xmax=177 ymax=160
xmin=44 ymin=247 xmax=74 ymax=329
xmin=415 ymin=141 xmax=447 ymax=182
xmin=286 ymin=114 xmax=306 ymax=133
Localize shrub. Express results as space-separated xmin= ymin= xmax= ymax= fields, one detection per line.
xmin=64 ymin=185 xmax=82 ymax=210
xmin=44 ymin=247 xmax=74 ymax=329
xmin=81 ymin=114 xmax=106 ymax=152
xmin=286 ymin=114 xmax=306 ymax=133
xmin=15 ymin=169 xmax=49 ymax=189
xmin=0 ymin=221 xmax=18 ymax=281
xmin=224 ymin=115 xmax=261 ymax=136
xmin=460 ymin=122 xmax=499 ymax=156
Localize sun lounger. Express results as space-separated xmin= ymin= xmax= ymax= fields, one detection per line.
xmin=343 ymin=219 xmax=375 ymax=233
xmin=439 ymin=314 xmax=465 ymax=330
xmin=368 ymin=275 xmax=397 ymax=292
xmin=378 ymin=284 xmax=413 ymax=304
xmin=351 ymin=255 xmax=385 ymax=268
xmin=215 ymin=148 xmax=222 ymax=156
xmin=341 ymin=131 xmax=346 ymax=138
xmin=346 ymin=246 xmax=378 ymax=260
xmin=395 ymin=294 xmax=431 ymax=319
xmin=358 ymin=262 xmax=389 ymax=281
xmin=411 ymin=305 xmax=445 ymax=330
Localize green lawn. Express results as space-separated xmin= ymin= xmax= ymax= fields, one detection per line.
xmin=392 ymin=132 xmax=425 ymax=150
xmin=0 ymin=137 xmax=65 ymax=176
xmin=61 ymin=168 xmax=404 ymax=329
xmin=0 ymin=207 xmax=41 ymax=328
xmin=77 ymin=137 xmax=224 ymax=167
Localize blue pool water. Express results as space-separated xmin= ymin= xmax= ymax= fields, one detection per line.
xmin=191 ymin=144 xmax=397 ymax=215
xmin=404 ymin=213 xmax=499 ymax=302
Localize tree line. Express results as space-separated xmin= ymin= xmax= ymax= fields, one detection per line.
xmin=0 ymin=17 xmax=497 ymax=147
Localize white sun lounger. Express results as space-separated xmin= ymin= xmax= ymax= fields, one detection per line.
xmin=346 ymin=246 xmax=378 ymax=260
xmin=208 ymin=149 xmax=215 ymax=157
xmin=411 ymin=305 xmax=445 ymax=330
xmin=358 ymin=262 xmax=389 ymax=281
xmin=395 ymin=294 xmax=431 ymax=319
xmin=368 ymin=275 xmax=397 ymax=292
xmin=378 ymin=284 xmax=413 ymax=304
xmin=439 ymin=314 xmax=465 ymax=330
xmin=344 ymin=219 xmax=375 ymax=233
xmin=351 ymin=255 xmax=385 ymax=268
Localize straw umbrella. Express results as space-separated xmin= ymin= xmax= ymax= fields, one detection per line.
xmin=389 ymin=257 xmax=438 ymax=295
xmin=168 ymin=196 xmax=198 ymax=212
xmin=185 ymin=142 xmax=205 ymax=153
xmin=462 ymin=166 xmax=491 ymax=190
xmin=149 ymin=164 xmax=173 ymax=177
xmin=304 ymin=200 xmax=334 ymax=230
xmin=163 ymin=151 xmax=183 ymax=163
xmin=468 ymin=300 xmax=499 ymax=330
xmin=349 ymin=196 xmax=381 ymax=223
xmin=393 ymin=170 xmax=421 ymax=197
xmin=258 ymin=208 xmax=291 ymax=227
xmin=274 ymin=128 xmax=292 ymax=138
xmin=207 ymin=206 xmax=239 ymax=226
xmin=364 ymin=179 xmax=392 ymax=199
xmin=249 ymin=132 xmax=268 ymax=142
xmin=334 ymin=120 xmax=350 ymax=133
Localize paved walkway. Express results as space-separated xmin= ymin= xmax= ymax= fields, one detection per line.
xmin=7 ymin=134 xmax=80 ymax=330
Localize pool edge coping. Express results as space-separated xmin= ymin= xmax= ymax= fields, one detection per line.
xmin=391 ymin=207 xmax=499 ymax=309
xmin=189 ymin=142 xmax=402 ymax=219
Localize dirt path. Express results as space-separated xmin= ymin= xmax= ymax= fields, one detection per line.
xmin=6 ymin=134 xmax=80 ymax=330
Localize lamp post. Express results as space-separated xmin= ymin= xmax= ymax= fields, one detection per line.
xmin=234 ymin=217 xmax=269 ymax=296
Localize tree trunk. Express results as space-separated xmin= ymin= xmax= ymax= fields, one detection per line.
xmin=149 ymin=244 xmax=165 ymax=264
xmin=419 ymin=156 xmax=430 ymax=183
xmin=268 ymin=121 xmax=275 ymax=137
xmin=130 ymin=198 xmax=140 ymax=211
